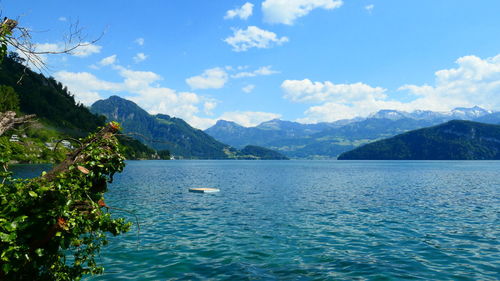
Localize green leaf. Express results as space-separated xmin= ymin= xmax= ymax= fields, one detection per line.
xmin=0 ymin=232 xmax=10 ymax=242
xmin=28 ymin=191 xmax=38 ymax=197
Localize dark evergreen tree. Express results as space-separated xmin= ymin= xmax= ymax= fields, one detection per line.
xmin=0 ymin=85 xmax=20 ymax=112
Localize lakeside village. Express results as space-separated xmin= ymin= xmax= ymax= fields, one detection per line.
xmin=7 ymin=133 xmax=175 ymax=162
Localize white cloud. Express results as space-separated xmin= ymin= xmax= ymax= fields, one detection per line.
xmin=242 ymin=84 xmax=256 ymax=93
xmin=186 ymin=67 xmax=229 ymax=89
xmin=282 ymin=79 xmax=386 ymax=103
xmin=133 ymin=52 xmax=148 ymax=63
xmin=231 ymin=65 xmax=279 ymax=78
xmin=187 ymin=116 xmax=218 ymax=130
xmin=114 ymin=66 xmax=162 ymax=91
xmin=297 ymin=102 xmax=357 ymax=123
xmin=54 ymin=71 xmax=122 ymax=92
xmin=286 ymin=54 xmax=500 ymax=123
xmin=58 ymin=16 xmax=67 ymax=22
xmin=398 ymin=54 xmax=500 ymax=111
xmin=262 ymin=0 xmax=343 ymax=25
xmin=53 ymin=71 xmax=122 ymax=105
xmin=99 ymin=54 xmax=117 ymax=66
xmin=219 ymin=111 xmax=281 ymax=127
xmin=134 ymin=38 xmax=145 ymax=46
xmin=282 ymin=79 xmax=392 ymax=122
xmin=224 ymin=26 xmax=289 ymax=52
xmin=224 ymin=2 xmax=254 ymax=20
xmin=365 ymin=4 xmax=374 ymax=13
xmin=33 ymin=42 xmax=101 ymax=58
xmin=203 ymin=101 xmax=217 ymax=115
xmin=71 ymin=42 xmax=102 ymax=57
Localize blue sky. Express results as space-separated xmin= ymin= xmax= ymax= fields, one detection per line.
xmin=4 ymin=0 xmax=500 ymax=128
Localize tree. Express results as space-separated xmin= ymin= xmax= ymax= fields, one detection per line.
xmin=0 ymin=85 xmax=20 ymax=112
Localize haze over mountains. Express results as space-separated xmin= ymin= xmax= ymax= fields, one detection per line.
xmin=206 ymin=106 xmax=500 ymax=159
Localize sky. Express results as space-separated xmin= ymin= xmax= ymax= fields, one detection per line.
xmin=4 ymin=0 xmax=500 ymax=129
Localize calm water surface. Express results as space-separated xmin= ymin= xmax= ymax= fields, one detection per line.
xmin=16 ymin=161 xmax=500 ymax=280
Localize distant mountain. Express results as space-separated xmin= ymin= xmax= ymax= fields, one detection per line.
xmin=451 ymin=106 xmax=491 ymax=120
xmin=205 ymin=107 xmax=496 ymax=159
xmin=256 ymin=119 xmax=334 ymax=133
xmin=204 ymin=118 xmax=357 ymax=150
xmin=474 ymin=112 xmax=500 ymax=125
xmin=368 ymin=106 xmax=491 ymax=121
xmin=369 ymin=109 xmax=409 ymax=120
xmin=91 ymin=96 xmax=233 ymax=159
xmin=338 ymin=120 xmax=500 ymax=160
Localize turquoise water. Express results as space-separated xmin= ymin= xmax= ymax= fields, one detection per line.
xmin=15 ymin=161 xmax=500 ymax=280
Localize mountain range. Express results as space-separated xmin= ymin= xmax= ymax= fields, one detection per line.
xmin=338 ymin=120 xmax=500 ymax=160
xmin=91 ymin=96 xmax=288 ymax=160
xmin=205 ymin=107 xmax=500 ymax=159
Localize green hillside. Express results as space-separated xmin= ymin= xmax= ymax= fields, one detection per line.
xmin=0 ymin=53 xmax=105 ymax=136
xmin=238 ymin=145 xmax=289 ymax=160
xmin=0 ymin=53 xmax=163 ymax=161
xmin=338 ymin=120 xmax=500 ymax=160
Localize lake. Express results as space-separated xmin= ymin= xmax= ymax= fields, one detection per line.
xmin=14 ymin=161 xmax=500 ymax=280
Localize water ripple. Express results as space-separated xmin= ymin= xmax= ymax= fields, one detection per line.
xmin=42 ymin=160 xmax=500 ymax=281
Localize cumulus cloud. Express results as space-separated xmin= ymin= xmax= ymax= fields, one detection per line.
xmin=219 ymin=111 xmax=282 ymax=127
xmin=186 ymin=67 xmax=229 ymax=89
xmin=203 ymin=101 xmax=217 ymax=115
xmin=99 ymin=54 xmax=117 ymax=66
xmin=133 ymin=52 xmax=148 ymax=63
xmin=231 ymin=66 xmax=279 ymax=78
xmin=134 ymin=38 xmax=145 ymax=46
xmin=286 ymin=54 xmax=500 ymax=123
xmin=242 ymin=84 xmax=256 ymax=93
xmin=282 ymin=79 xmax=387 ymax=103
xmin=398 ymin=54 xmax=500 ymax=111
xmin=114 ymin=66 xmax=162 ymax=91
xmin=224 ymin=26 xmax=289 ymax=52
xmin=224 ymin=2 xmax=254 ymax=20
xmin=262 ymin=0 xmax=343 ymax=25
xmin=53 ymin=71 xmax=122 ymax=105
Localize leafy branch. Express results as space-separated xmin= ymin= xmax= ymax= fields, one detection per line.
xmin=0 ymin=122 xmax=131 ymax=280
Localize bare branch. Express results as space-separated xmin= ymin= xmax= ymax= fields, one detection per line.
xmin=1 ymin=17 xmax=103 ymax=76
xmin=0 ymin=111 xmax=36 ymax=136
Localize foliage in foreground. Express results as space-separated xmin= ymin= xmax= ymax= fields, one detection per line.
xmin=0 ymin=122 xmax=131 ymax=280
